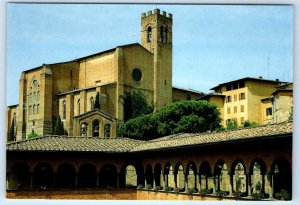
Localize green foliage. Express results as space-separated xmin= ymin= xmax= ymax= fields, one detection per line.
xmin=27 ymin=131 xmax=39 ymax=139
xmin=94 ymin=92 xmax=100 ymax=109
xmin=119 ymin=100 xmax=221 ymax=140
xmin=121 ymin=91 xmax=154 ymax=122
xmin=226 ymin=121 xmax=237 ymax=130
xmin=242 ymin=120 xmax=257 ymax=128
xmin=274 ymin=189 xmax=291 ymax=200
xmin=8 ymin=118 xmax=15 ymax=141
xmin=53 ymin=115 xmax=65 ymax=135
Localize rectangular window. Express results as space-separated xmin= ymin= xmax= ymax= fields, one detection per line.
xmin=266 ymin=107 xmax=272 ymax=116
xmin=226 ymin=96 xmax=232 ymax=103
xmin=227 ymin=107 xmax=231 ymax=114
xmin=234 ymin=94 xmax=237 ymax=101
xmin=234 ymin=106 xmax=237 ymax=113
xmin=241 ymin=105 xmax=244 ymax=112
xmin=239 ymin=93 xmax=246 ymax=100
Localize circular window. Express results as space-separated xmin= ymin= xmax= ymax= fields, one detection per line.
xmin=132 ymin=68 xmax=142 ymax=82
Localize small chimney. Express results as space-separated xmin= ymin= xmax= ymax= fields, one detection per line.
xmin=275 ymin=79 xmax=279 ymax=81
xmin=259 ymin=76 xmax=263 ymax=79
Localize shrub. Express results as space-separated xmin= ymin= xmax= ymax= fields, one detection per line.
xmin=165 ymin=186 xmax=174 ymax=192
xmin=27 ymin=131 xmax=39 ymax=139
xmin=199 ymin=188 xmax=211 ymax=195
xmin=145 ymin=184 xmax=153 ymax=190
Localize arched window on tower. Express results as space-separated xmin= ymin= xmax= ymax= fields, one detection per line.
xmin=147 ymin=26 xmax=152 ymax=42
xmin=160 ymin=26 xmax=168 ymax=43
xmin=37 ymin=104 xmax=40 ymax=114
xmin=29 ymin=106 xmax=32 ymax=115
xmin=62 ymin=100 xmax=66 ymax=119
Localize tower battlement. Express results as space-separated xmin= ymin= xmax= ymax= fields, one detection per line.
xmin=141 ymin=8 xmax=172 ymax=19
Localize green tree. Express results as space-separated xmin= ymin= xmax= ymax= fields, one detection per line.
xmin=8 ymin=118 xmax=15 ymax=141
xmin=119 ymin=100 xmax=221 ymax=140
xmin=53 ymin=115 xmax=65 ymax=135
xmin=94 ymin=92 xmax=100 ymax=109
xmin=242 ymin=120 xmax=257 ymax=128
xmin=121 ymin=91 xmax=153 ymax=122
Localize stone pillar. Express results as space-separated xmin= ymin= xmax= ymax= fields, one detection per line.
xmin=30 ymin=172 xmax=33 ymax=189
xmin=270 ymin=174 xmax=274 ymax=198
xmin=75 ymin=173 xmax=78 ymax=188
xmin=153 ymin=177 xmax=156 ymax=189
xmin=116 ymin=173 xmax=120 ymax=188
xmin=247 ymin=173 xmax=251 ymax=197
xmin=196 ymin=174 xmax=200 ymax=191
xmin=160 ymin=171 xmax=164 ymax=188
xmin=53 ymin=173 xmax=56 ymax=188
xmin=96 ymin=174 xmax=99 ymax=188
xmin=228 ymin=173 xmax=233 ymax=196
xmin=144 ymin=178 xmax=147 ymax=187
xmin=163 ymin=174 xmax=167 ymax=190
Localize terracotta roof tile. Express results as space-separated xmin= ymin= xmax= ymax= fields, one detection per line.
xmin=6 ymin=121 xmax=292 ymax=153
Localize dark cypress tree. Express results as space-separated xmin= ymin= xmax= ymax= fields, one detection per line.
xmin=54 ymin=115 xmax=64 ymax=135
xmin=94 ymin=92 xmax=100 ymax=109
xmin=8 ymin=118 xmax=15 ymax=141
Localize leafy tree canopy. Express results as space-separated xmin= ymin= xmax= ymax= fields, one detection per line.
xmin=121 ymin=91 xmax=153 ymax=122
xmin=119 ymin=100 xmax=221 ymax=140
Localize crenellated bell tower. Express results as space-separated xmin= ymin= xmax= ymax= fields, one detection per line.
xmin=141 ymin=8 xmax=173 ymax=110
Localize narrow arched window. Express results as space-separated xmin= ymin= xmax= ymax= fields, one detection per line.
xmin=77 ymin=99 xmax=80 ymax=115
xmin=90 ymin=97 xmax=94 ymax=111
xmin=37 ymin=91 xmax=40 ymax=101
xmin=33 ymin=92 xmax=37 ymax=102
xmin=37 ymin=104 xmax=40 ymax=114
xmin=29 ymin=105 xmax=32 ymax=115
xmin=147 ymin=26 xmax=152 ymax=42
xmin=33 ymin=105 xmax=36 ymax=115
xmin=104 ymin=124 xmax=111 ymax=138
xmin=63 ymin=100 xmax=66 ymax=119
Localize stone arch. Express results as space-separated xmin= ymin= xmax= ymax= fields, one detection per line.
xmin=33 ymin=162 xmax=54 ymax=189
xmin=99 ymin=164 xmax=118 ymax=188
xmin=92 ymin=119 xmax=100 ymax=137
xmin=186 ymin=161 xmax=197 ymax=190
xmin=174 ymin=162 xmax=185 ymax=190
xmin=78 ymin=163 xmax=97 ymax=188
xmin=214 ymin=160 xmax=230 ymax=192
xmin=199 ymin=161 xmax=212 ymax=191
xmin=145 ymin=164 xmax=153 ymax=187
xmin=56 ymin=163 xmax=76 ymax=188
xmin=9 ymin=163 xmax=31 ymax=190
xmin=81 ymin=122 xmax=88 ymax=137
xmin=231 ymin=160 xmax=247 ymax=193
xmin=249 ymin=158 xmax=267 ymax=195
xmin=271 ymin=157 xmax=292 ymax=196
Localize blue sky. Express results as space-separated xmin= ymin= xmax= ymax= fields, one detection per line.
xmin=6 ymin=4 xmax=293 ymax=106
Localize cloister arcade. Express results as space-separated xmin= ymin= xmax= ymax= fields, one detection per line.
xmin=7 ymin=156 xmax=291 ymax=199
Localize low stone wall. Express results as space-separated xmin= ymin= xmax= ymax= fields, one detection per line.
xmin=6 ymin=189 xmax=268 ymax=201
xmin=136 ymin=190 xmax=232 ymax=200
xmin=6 ymin=189 xmax=137 ymax=200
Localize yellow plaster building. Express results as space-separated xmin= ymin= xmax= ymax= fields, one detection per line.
xmin=6 ymin=9 xmax=203 ymax=141
xmin=200 ymin=77 xmax=293 ymax=127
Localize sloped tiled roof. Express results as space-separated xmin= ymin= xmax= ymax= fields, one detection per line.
xmin=6 ymin=136 xmax=143 ymax=153
xmin=131 ymin=121 xmax=292 ymax=152
xmin=6 ymin=121 xmax=292 ymax=153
